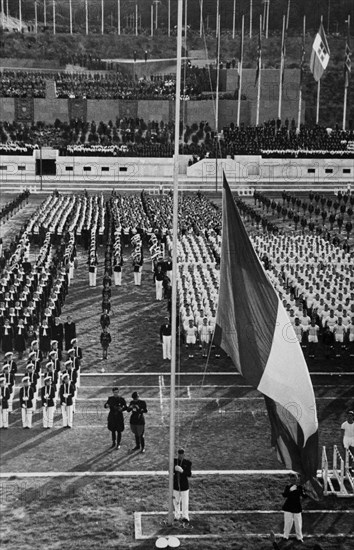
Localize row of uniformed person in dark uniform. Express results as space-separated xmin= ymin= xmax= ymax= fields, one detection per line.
xmin=0 ymin=337 xmax=82 ymax=429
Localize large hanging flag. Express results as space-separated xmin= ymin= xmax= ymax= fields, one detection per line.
xmin=310 ymin=22 xmax=330 ymax=81
xmin=344 ymin=27 xmax=352 ymax=88
xmin=214 ymin=174 xmax=319 ymax=482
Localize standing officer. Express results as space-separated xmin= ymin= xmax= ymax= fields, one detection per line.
xmin=41 ymin=376 xmax=56 ymax=429
xmin=19 ymin=376 xmax=34 ymax=429
xmin=281 ymin=473 xmax=307 ymax=543
xmin=59 ymin=372 xmax=75 ymax=428
xmin=104 ymin=387 xmax=127 ymax=449
xmin=173 ymin=448 xmax=192 ymax=524
xmin=127 ymin=391 xmax=147 ymax=453
xmin=0 ymin=376 xmax=10 ymax=429
xmin=160 ymin=316 xmax=172 ymax=360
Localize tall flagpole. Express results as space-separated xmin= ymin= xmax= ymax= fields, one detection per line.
xmin=199 ymin=0 xmax=203 ymax=38
xmin=117 ymin=0 xmax=120 ymax=35
xmin=232 ymin=0 xmax=236 ymax=39
xmin=250 ymin=0 xmax=253 ymax=38
xmin=53 ymin=0 xmax=56 ymax=35
xmin=69 ymin=0 xmax=73 ymax=34
xmin=1 ymin=0 xmax=4 ymax=30
xmin=43 ymin=0 xmax=46 ymax=26
xmin=34 ymin=0 xmax=38 ymax=34
xmin=286 ymin=0 xmax=290 ymax=30
xmin=297 ymin=15 xmax=306 ymax=132
xmin=343 ymin=15 xmax=350 ymax=131
xmin=316 ymin=15 xmax=324 ymax=125
xmin=150 ymin=4 xmax=153 ymax=36
xmin=237 ymin=14 xmax=244 ymax=127
xmin=278 ymin=14 xmax=286 ymax=121
xmin=167 ymin=0 xmax=183 ymax=527
xmin=266 ymin=0 xmax=270 ymax=38
xmin=85 ymin=0 xmax=88 ymax=35
xmin=101 ymin=0 xmax=104 ymax=35
xmin=18 ymin=0 xmax=22 ymax=32
xmin=216 ymin=0 xmax=219 ymax=37
xmin=215 ymin=12 xmax=221 ymax=192
xmin=135 ymin=2 xmax=138 ymax=35
xmin=256 ymin=14 xmax=262 ymax=126
xmin=168 ymin=0 xmax=170 ymax=36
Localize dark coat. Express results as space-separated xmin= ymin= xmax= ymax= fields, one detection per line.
xmin=104 ymin=396 xmax=127 ymax=432
xmin=173 ymin=457 xmax=192 ymax=491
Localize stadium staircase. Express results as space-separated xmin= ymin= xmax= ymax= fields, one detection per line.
xmin=321 ymin=445 xmax=354 ymax=498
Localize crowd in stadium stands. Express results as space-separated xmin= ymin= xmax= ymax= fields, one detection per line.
xmin=1 ymin=117 xmax=354 ymax=158
xmin=0 ymin=65 xmax=214 ymax=100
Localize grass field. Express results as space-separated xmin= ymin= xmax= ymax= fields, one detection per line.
xmin=0 ymin=192 xmax=353 ymax=550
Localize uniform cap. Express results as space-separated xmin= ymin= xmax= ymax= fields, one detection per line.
xmin=62 ymin=373 xmax=69 ymax=379
xmin=49 ymin=351 xmax=57 ymax=357
xmin=22 ymin=376 xmax=29 ymax=382
xmin=28 ymin=351 xmax=36 ymax=358
xmin=177 ymin=448 xmax=185 ymax=455
xmin=2 ymin=365 xmax=9 ymax=371
xmin=46 ymin=362 xmax=54 ymax=369
xmin=71 ymin=338 xmax=77 ymax=344
xmin=51 ymin=340 xmax=58 ymax=346
xmin=26 ymin=363 xmax=34 ymax=370
xmin=67 ymin=348 xmax=74 ymax=354
xmin=4 ymin=351 xmax=13 ymax=358
xmin=44 ymin=376 xmax=52 ymax=382
xmin=65 ymin=360 xmax=72 ymax=366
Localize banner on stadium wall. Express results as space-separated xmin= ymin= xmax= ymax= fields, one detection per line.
xmin=14 ymin=98 xmax=34 ymax=123
xmin=68 ymin=98 xmax=87 ymax=122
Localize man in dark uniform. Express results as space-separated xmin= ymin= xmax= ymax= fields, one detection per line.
xmin=127 ymin=391 xmax=147 ymax=453
xmin=0 ymin=376 xmax=10 ymax=429
xmin=173 ymin=448 xmax=192 ymax=524
xmin=64 ymin=315 xmax=76 ymax=351
xmin=282 ymin=473 xmax=307 ymax=543
xmin=100 ymin=327 xmax=112 ymax=360
xmin=19 ymin=376 xmax=34 ymax=428
xmin=104 ymin=387 xmax=127 ymax=449
xmin=59 ymin=372 xmax=75 ymax=428
xmin=41 ymin=375 xmax=56 ymax=429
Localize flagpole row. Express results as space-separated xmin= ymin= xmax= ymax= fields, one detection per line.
xmin=316 ymin=79 xmax=320 ymax=125
xmin=278 ymin=14 xmax=286 ymax=122
xmin=266 ymin=0 xmax=270 ymax=39
xmin=237 ymin=14 xmax=244 ymax=128
xmin=232 ymin=0 xmax=236 ymax=40
xmin=256 ymin=14 xmax=262 ymax=126
xmin=297 ymin=15 xmax=306 ymax=133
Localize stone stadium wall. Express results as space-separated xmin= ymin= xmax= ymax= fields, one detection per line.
xmin=0 ymin=153 xmax=352 ymax=194
xmin=0 ymin=97 xmax=305 ymax=128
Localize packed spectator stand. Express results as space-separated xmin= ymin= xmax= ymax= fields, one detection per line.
xmin=1 ymin=116 xmax=354 ymax=158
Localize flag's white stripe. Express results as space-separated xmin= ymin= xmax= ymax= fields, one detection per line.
xmin=257 ymin=300 xmax=318 ymax=445
xmin=312 ymin=33 xmax=330 ymax=69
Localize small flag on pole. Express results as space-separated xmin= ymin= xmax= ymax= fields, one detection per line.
xmin=310 ymin=22 xmax=330 ymax=81
xmin=344 ymin=26 xmax=352 ymax=88
xmin=255 ymin=26 xmax=262 ymax=86
xmin=214 ymin=174 xmax=319 ymax=483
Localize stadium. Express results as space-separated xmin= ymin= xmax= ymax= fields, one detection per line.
xmin=0 ymin=1 xmax=354 ymax=549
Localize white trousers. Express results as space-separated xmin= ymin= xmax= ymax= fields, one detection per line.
xmin=162 ymin=335 xmax=172 ymax=360
xmin=61 ymin=404 xmax=73 ymax=427
xmin=0 ymin=409 xmax=9 ymax=428
xmin=114 ymin=271 xmax=122 ymax=286
xmin=283 ymin=511 xmax=303 ymax=541
xmin=22 ymin=407 xmax=33 ymax=428
xmin=173 ymin=489 xmax=189 ymax=521
xmin=43 ymin=405 xmax=55 ymax=428
xmin=155 ymin=280 xmax=163 ymax=300
xmin=89 ymin=269 xmax=97 ymax=287
xmin=134 ymin=269 xmax=142 ymax=286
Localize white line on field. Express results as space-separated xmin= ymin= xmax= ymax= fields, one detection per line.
xmin=0 ymin=469 xmax=329 ymax=478
xmin=76 ymin=384 xmax=351 ymax=389
xmin=17 ymin=372 xmax=349 ymax=377
xmin=158 ymin=375 xmax=164 ymax=422
xmin=73 ymin=396 xmax=350 ymax=402
xmin=134 ymin=511 xmax=354 ymax=541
